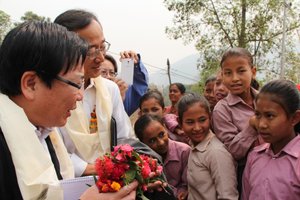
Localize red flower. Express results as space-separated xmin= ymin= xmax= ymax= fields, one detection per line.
xmin=94 ymin=144 xmax=165 ymax=199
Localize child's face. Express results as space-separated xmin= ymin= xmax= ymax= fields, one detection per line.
xmin=181 ymin=102 xmax=210 ymax=146
xmin=214 ymin=72 xmax=229 ymax=102
xmin=140 ymin=98 xmax=164 ymax=117
xmin=204 ymin=81 xmax=217 ymax=108
xmin=169 ymin=85 xmax=183 ymax=104
xmin=254 ymin=94 xmax=297 ymax=149
xmin=141 ymin=121 xmax=169 ymax=156
xmin=221 ymin=56 xmax=256 ymax=97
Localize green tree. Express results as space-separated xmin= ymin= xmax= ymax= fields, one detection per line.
xmin=164 ymin=0 xmax=300 ymax=83
xmin=0 ymin=10 xmax=12 ymax=43
xmin=14 ymin=11 xmax=51 ymax=26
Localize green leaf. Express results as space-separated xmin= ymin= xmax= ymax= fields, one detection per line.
xmin=123 ymin=169 xmax=136 ymax=184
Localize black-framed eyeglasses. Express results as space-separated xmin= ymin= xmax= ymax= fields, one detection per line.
xmin=55 ymin=76 xmax=84 ymax=90
xmin=87 ymin=40 xmax=111 ymax=59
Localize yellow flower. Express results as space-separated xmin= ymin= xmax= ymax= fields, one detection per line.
xmin=111 ymin=181 xmax=121 ymax=191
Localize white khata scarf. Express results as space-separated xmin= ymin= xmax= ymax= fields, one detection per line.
xmin=64 ymin=76 xmax=113 ymax=163
xmin=0 ymin=94 xmax=74 ymax=200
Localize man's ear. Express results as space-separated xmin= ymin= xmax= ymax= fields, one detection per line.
xmin=20 ymin=71 xmax=38 ymax=100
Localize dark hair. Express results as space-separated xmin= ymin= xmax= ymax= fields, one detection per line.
xmin=169 ymin=83 xmax=186 ymax=94
xmin=54 ymin=9 xmax=100 ymax=31
xmin=177 ymin=93 xmax=211 ymax=124
xmin=251 ymin=79 xmax=260 ymax=90
xmin=257 ymin=79 xmax=300 ymax=132
xmin=205 ymin=75 xmax=217 ymax=86
xmin=220 ymin=47 xmax=254 ymax=68
xmin=139 ymin=89 xmax=165 ymax=109
xmin=0 ymin=21 xmax=88 ymax=96
xmin=134 ymin=114 xmax=165 ymax=142
xmin=105 ymin=54 xmax=118 ymax=72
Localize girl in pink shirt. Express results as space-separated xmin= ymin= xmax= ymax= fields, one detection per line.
xmin=212 ymin=47 xmax=261 ymax=193
xmin=134 ymin=114 xmax=190 ymax=200
xmin=242 ymin=79 xmax=300 ymax=200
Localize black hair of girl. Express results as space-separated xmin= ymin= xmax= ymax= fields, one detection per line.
xmin=134 ymin=114 xmax=165 ymax=142
xmin=251 ymin=79 xmax=260 ymax=90
xmin=169 ymin=83 xmax=186 ymax=94
xmin=257 ymin=79 xmax=300 ymax=133
xmin=220 ymin=47 xmax=254 ymax=68
xmin=205 ymin=75 xmax=217 ymax=86
xmin=105 ymin=54 xmax=118 ymax=73
xmin=139 ymin=89 xmax=165 ymax=109
xmin=177 ymin=93 xmax=211 ymax=124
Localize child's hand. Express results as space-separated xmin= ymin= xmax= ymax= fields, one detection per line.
xmin=177 ymin=190 xmax=188 ymax=200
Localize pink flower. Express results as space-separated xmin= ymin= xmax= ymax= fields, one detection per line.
xmin=157 ymin=165 xmax=163 ymax=174
xmin=113 ymin=144 xmax=134 ymax=162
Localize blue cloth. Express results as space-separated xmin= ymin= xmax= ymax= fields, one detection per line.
xmin=123 ymin=54 xmax=148 ymax=116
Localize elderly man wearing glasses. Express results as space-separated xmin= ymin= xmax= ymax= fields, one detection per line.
xmin=54 ymin=10 xmax=134 ymax=177
xmin=100 ymin=53 xmax=148 ymax=116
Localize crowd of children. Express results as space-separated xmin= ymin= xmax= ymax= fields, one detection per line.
xmin=133 ymin=47 xmax=300 ymax=200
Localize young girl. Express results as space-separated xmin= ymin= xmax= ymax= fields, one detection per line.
xmin=134 ymin=114 xmax=191 ymax=200
xmin=242 ymin=79 xmax=300 ymax=199
xmin=204 ymin=75 xmax=217 ymax=110
xmin=211 ymin=47 xmax=261 ymax=193
xmin=166 ymin=83 xmax=186 ymax=115
xmin=139 ymin=90 xmax=189 ymax=144
xmin=214 ymin=70 xmax=229 ymax=102
xmin=177 ymin=93 xmax=238 ymax=200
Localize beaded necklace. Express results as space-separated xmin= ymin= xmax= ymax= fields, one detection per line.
xmin=89 ymin=105 xmax=98 ymax=133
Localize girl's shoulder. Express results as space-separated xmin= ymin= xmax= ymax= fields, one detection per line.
xmin=169 ymin=139 xmax=191 ymax=151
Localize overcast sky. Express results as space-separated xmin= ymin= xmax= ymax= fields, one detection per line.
xmin=0 ymin=0 xmax=198 ymax=74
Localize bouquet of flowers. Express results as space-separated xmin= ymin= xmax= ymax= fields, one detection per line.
xmin=95 ymin=144 xmax=165 ymax=199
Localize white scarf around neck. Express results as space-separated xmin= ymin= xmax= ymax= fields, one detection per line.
xmin=0 ymin=94 xmax=74 ymax=200
xmin=64 ymin=77 xmax=113 ymax=163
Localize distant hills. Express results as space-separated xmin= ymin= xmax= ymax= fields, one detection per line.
xmin=149 ymin=54 xmax=200 ymax=87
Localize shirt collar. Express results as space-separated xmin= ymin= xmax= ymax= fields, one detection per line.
xmin=226 ymin=87 xmax=258 ymax=106
xmin=86 ymin=78 xmax=96 ymax=90
xmin=35 ymin=127 xmax=53 ymax=141
xmin=192 ymin=131 xmax=214 ymax=152
xmin=255 ymin=135 xmax=300 ymax=158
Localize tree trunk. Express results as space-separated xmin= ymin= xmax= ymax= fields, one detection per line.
xmin=239 ymin=0 xmax=247 ymax=47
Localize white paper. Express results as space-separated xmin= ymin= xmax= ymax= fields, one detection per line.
xmin=120 ymin=58 xmax=134 ymax=85
xmin=60 ymin=176 xmax=96 ymax=200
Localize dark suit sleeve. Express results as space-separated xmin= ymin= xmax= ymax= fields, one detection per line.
xmin=0 ymin=128 xmax=23 ymax=200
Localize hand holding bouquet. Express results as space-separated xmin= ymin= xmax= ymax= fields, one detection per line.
xmin=95 ymin=144 xmax=166 ymax=199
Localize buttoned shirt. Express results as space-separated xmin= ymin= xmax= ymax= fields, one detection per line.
xmin=242 ymin=135 xmax=300 ymax=200
xmin=188 ymin=131 xmax=238 ymax=200
xmin=212 ymin=89 xmax=258 ymax=161
xmin=164 ymin=139 xmax=190 ymax=196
